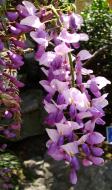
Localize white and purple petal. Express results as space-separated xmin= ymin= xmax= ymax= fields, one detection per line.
xmin=23 ymin=1 xmax=37 ymax=15
xmin=55 ymin=42 xmax=73 ymax=55
xmin=77 ymin=50 xmax=92 ymax=60
xmin=46 ymin=129 xmax=59 ymax=143
xmin=58 ymin=28 xmax=80 ymax=43
xmin=61 ymin=142 xmax=79 ymax=155
xmin=20 ymin=15 xmax=44 ymax=29
xmin=87 ymin=132 xmax=105 ymax=145
xmin=70 ymin=168 xmax=77 ymax=185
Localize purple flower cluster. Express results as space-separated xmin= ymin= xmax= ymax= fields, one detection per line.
xmin=0 ymin=168 xmax=14 ymax=190
xmin=20 ymin=1 xmax=110 ymax=184
xmin=0 ymin=3 xmax=31 ymax=139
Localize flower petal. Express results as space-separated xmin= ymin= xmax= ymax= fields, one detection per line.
xmin=50 ymin=79 xmax=69 ymax=93
xmin=48 ymin=145 xmax=64 ymax=161
xmin=20 ymin=16 xmax=44 ymax=28
xmin=87 ymin=132 xmax=105 ymax=145
xmin=82 ymin=159 xmax=93 ymax=167
xmin=39 ymin=52 xmax=56 ymax=67
xmin=30 ymin=30 xmax=48 ymax=47
xmin=92 ymin=94 xmax=108 ymax=109
xmin=91 ymin=147 xmax=104 ymax=156
xmin=95 ymin=76 xmax=111 ymax=89
xmin=90 ymin=156 xmax=104 ymax=166
xmin=58 ymin=28 xmax=80 ymax=43
xmin=77 ymin=50 xmax=92 ymax=60
xmin=80 ymin=33 xmax=89 ymax=41
xmin=44 ymin=100 xmax=57 ymax=113
xmin=78 ymin=134 xmax=90 ymax=145
xmin=46 ymin=129 xmax=59 ymax=143
xmin=61 ymin=142 xmax=78 ymax=155
xmin=39 ymin=80 xmax=55 ymax=94
xmin=70 ymin=168 xmax=77 ymax=185
xmin=23 ymin=1 xmax=37 ymax=15
xmin=70 ymin=13 xmax=83 ymax=29
xmin=55 ymin=42 xmax=73 ymax=55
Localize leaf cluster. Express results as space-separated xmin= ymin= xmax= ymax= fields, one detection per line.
xmin=81 ymin=0 xmax=112 ymax=54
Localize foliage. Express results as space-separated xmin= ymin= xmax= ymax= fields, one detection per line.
xmin=81 ymin=0 xmax=112 ymax=53
xmin=0 ymin=151 xmax=25 ymax=189
xmin=81 ymin=0 xmax=112 ymax=123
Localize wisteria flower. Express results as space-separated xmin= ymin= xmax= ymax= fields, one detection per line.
xmin=18 ymin=2 xmax=110 ymax=185
xmin=20 ymin=15 xmax=44 ymax=29
xmin=62 ymin=88 xmax=90 ymax=111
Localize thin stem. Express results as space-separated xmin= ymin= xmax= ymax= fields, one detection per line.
xmin=68 ymin=52 xmax=75 ymax=87
xmin=49 ymin=4 xmax=63 ymax=27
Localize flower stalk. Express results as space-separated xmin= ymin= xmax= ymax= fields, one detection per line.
xmin=68 ymin=52 xmax=75 ymax=87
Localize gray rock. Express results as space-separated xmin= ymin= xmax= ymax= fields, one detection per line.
xmin=19 ymin=89 xmax=46 ymax=140
xmin=44 ymin=156 xmax=112 ymax=190
xmin=23 ymin=154 xmax=112 ymax=190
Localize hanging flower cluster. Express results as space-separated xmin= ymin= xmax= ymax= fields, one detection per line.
xmin=0 ymin=1 xmax=31 ymax=140
xmin=18 ymin=1 xmax=111 ymax=184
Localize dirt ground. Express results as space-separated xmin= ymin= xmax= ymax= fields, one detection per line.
xmin=8 ymin=135 xmax=112 ymax=190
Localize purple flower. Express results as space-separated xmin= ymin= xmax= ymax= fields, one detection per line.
xmin=15 ymin=22 xmax=31 ymax=32
xmin=30 ymin=29 xmax=49 ymax=47
xmin=77 ymin=50 xmax=92 ymax=60
xmin=8 ymin=51 xmax=24 ymax=68
xmin=55 ymin=42 xmax=73 ymax=55
xmin=9 ymin=26 xmax=21 ymax=35
xmin=4 ymin=110 xmax=12 ymax=119
xmin=82 ymin=143 xmax=91 ymax=156
xmin=61 ymin=13 xmax=83 ymax=30
xmin=69 ymin=13 xmax=83 ymax=29
xmin=58 ymin=28 xmax=80 ymax=43
xmin=70 ymin=168 xmax=77 ymax=184
xmin=35 ymin=45 xmax=45 ymax=60
xmin=20 ymin=15 xmax=44 ymax=28
xmin=12 ymin=39 xmax=26 ymax=49
xmin=75 ymin=58 xmax=82 ymax=85
xmin=69 ymin=105 xmax=77 ymax=120
xmin=55 ymin=121 xmax=82 ymax=136
xmin=92 ymin=94 xmax=108 ymax=109
xmin=71 ymin=157 xmax=80 ymax=171
xmin=48 ymin=143 xmax=64 ymax=161
xmin=89 ymin=156 xmax=104 ymax=166
xmin=91 ymin=147 xmax=104 ymax=157
xmin=11 ymin=124 xmax=21 ymax=130
xmin=87 ymin=76 xmax=111 ymax=90
xmin=22 ymin=0 xmax=37 ymax=16
xmin=62 ymin=88 xmax=90 ymax=111
xmin=82 ymin=159 xmax=93 ymax=167
xmin=50 ymin=79 xmax=69 ymax=93
xmin=61 ymin=142 xmax=79 ymax=156
xmin=0 ymin=3 xmax=27 ymax=147
xmin=39 ymin=52 xmax=56 ymax=67
xmin=86 ymin=132 xmax=105 ymax=145
xmin=79 ymin=33 xmax=89 ymax=41
xmin=0 ymin=40 xmax=4 ymax=51
xmin=16 ymin=5 xmax=29 ymax=17
xmin=19 ymin=5 xmax=110 ymax=185
xmin=6 ymin=11 xmax=19 ymax=21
